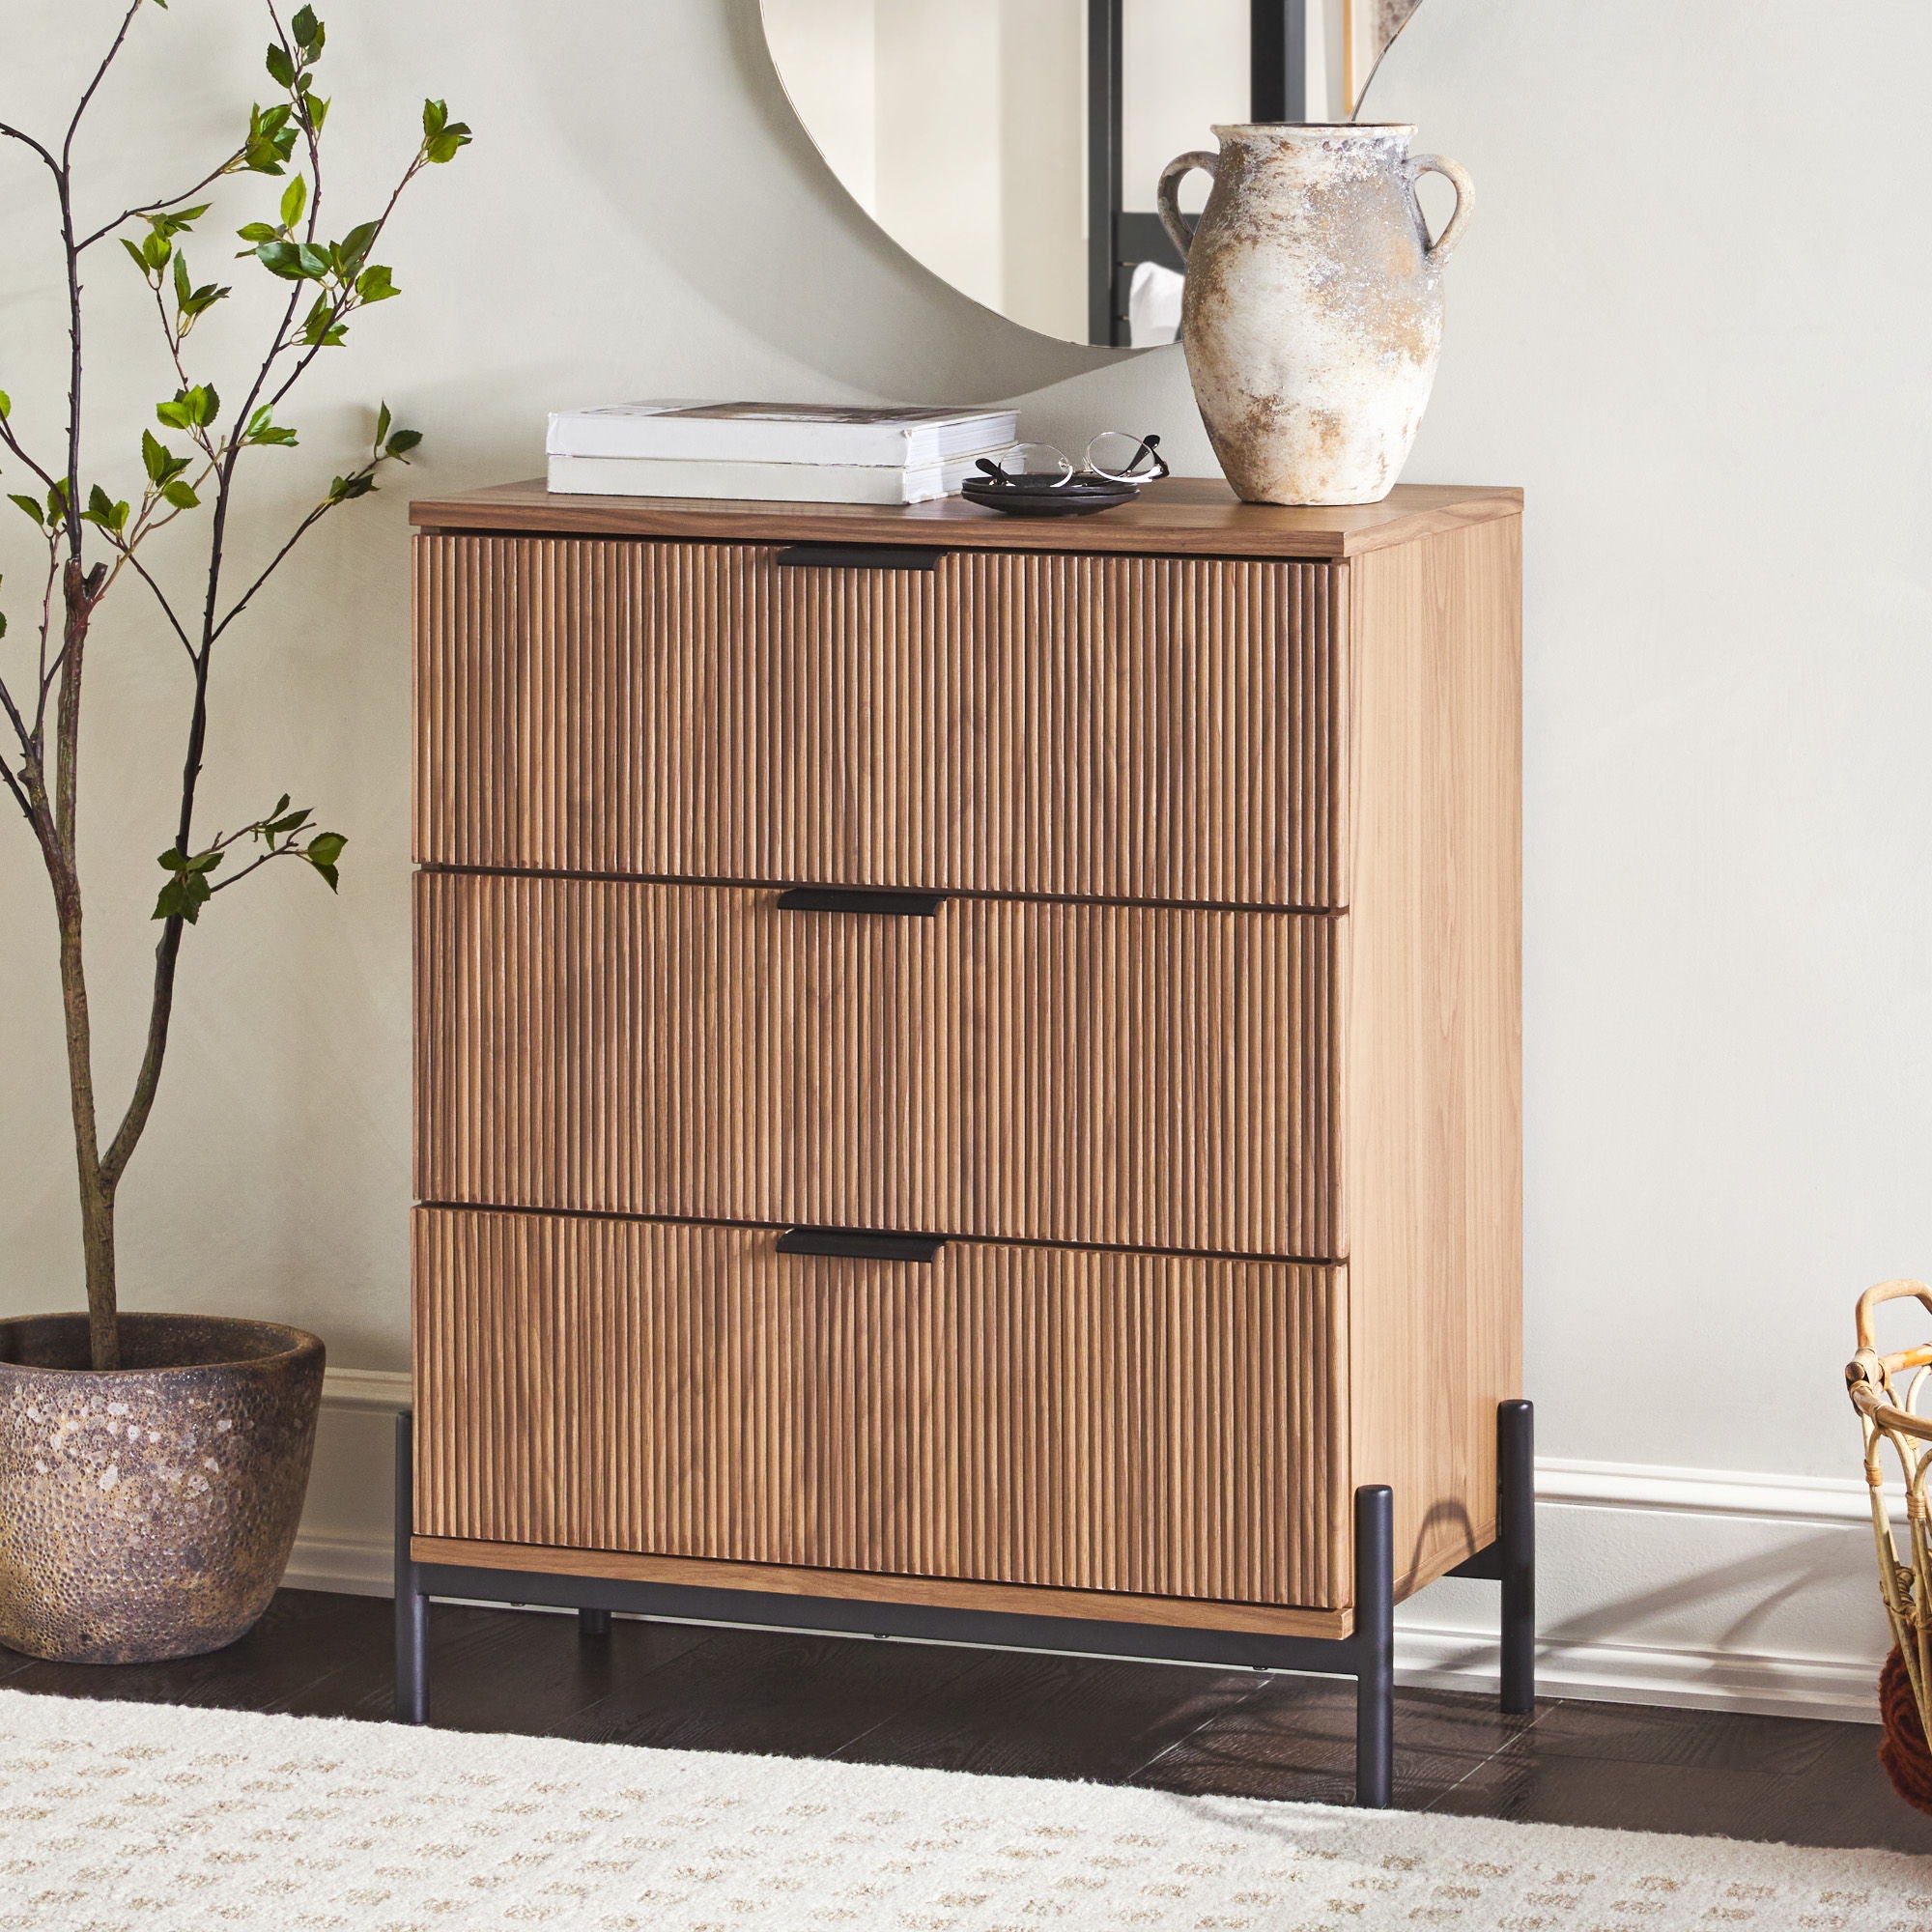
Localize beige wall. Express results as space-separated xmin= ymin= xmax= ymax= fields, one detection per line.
xmin=5 ymin=0 xmax=1929 ymax=1708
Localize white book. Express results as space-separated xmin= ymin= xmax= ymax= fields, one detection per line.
xmin=546 ymin=399 xmax=1020 ymax=469
xmin=547 ymin=450 xmax=1010 ymax=506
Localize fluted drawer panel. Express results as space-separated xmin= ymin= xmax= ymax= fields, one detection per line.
xmin=413 ymin=534 xmax=1347 ymax=909
xmin=415 ymin=873 xmax=1341 ymax=1258
xmin=413 ymin=1208 xmax=1347 ymax=1607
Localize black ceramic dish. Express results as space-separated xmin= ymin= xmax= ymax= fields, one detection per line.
xmin=959 ymin=474 xmax=1140 ymax=518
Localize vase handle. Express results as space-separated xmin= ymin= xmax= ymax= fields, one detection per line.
xmin=1404 ymin=153 xmax=1475 ymax=265
xmin=1157 ymin=150 xmax=1218 ymax=264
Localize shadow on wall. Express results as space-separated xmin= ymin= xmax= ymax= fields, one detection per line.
xmin=526 ymin=0 xmax=1218 ymax=468
xmin=1420 ymin=1527 xmax=1868 ymax=1698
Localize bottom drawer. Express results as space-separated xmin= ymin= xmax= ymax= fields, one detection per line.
xmin=412 ymin=1208 xmax=1349 ymax=1609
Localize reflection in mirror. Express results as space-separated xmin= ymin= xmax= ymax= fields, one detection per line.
xmin=761 ymin=3 xmax=1423 ymax=349
xmin=763 ymin=3 xmax=1273 ymax=347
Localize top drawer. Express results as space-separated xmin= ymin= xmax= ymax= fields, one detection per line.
xmin=414 ymin=534 xmax=1349 ymax=908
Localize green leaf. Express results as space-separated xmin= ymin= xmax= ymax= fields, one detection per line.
xmin=422 ymin=99 xmax=447 ymax=137
xmin=82 ymin=485 xmax=130 ymax=533
xmin=375 ymin=402 xmax=391 ymax=445
xmin=266 ymin=42 xmax=297 ymax=90
xmin=307 ymin=96 xmax=330 ymax=132
xmin=8 ymin=494 xmax=43 ymax=528
xmin=141 ymin=428 xmax=173 ymax=484
xmin=336 ymin=220 xmax=380 ymax=273
xmin=424 ymin=121 xmax=472 ymax=166
xmin=384 ymin=427 xmax=423 ymax=460
xmin=236 ymin=221 xmax=279 ymax=245
xmin=244 ymin=405 xmax=298 ymax=447
xmin=292 ymin=5 xmax=323 ymax=53
xmin=326 ymin=471 xmax=376 ymax=504
xmin=243 ymin=101 xmax=297 ymax=174
xmin=161 ymin=479 xmax=200 ymax=510
xmin=0 ymin=389 xmax=9 ymax=419
xmin=153 ymin=872 xmax=213 ymax=923
xmin=121 ymin=236 xmax=150 ymax=274
xmin=172 ymin=251 xmax=191 ymax=309
xmin=303 ymin=830 xmax=346 ymax=891
xmin=255 ymin=239 xmax=329 ymax=280
xmin=297 ymin=296 xmax=347 ymax=348
xmin=355 ymin=263 xmax=398 ymax=304
xmin=156 ymin=384 xmax=219 ymax=432
xmin=280 ymin=174 xmax=307 ymax=231
xmin=141 ymin=229 xmax=172 ymax=271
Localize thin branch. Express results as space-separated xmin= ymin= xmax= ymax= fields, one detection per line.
xmin=0 ymin=751 xmax=34 ymax=827
xmin=0 ymin=120 xmax=62 ymax=180
xmin=210 ymin=496 xmax=333 ymax=642
xmin=0 ymin=668 xmax=36 ymax=758
xmin=0 ymin=415 xmax=60 ymax=495
xmin=77 ymin=151 xmax=242 ymax=251
xmin=260 ymin=156 xmax=423 ymax=420
xmin=149 ymin=277 xmax=201 ymax=431
xmin=119 ymin=549 xmax=196 ymax=662
xmin=63 ymin=0 xmax=144 ymax=169
xmin=30 ymin=536 xmax=60 ymax=748
xmin=208 ymin=841 xmax=296 ymax=895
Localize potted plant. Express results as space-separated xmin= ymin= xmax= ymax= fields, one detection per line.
xmin=0 ymin=1 xmax=468 ymax=1663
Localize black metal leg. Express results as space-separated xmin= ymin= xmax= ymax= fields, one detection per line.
xmin=394 ymin=1412 xmax=429 ymax=1725
xmin=579 ymin=1607 xmax=612 ymax=1639
xmin=1351 ymin=1484 xmax=1395 ymax=1808
xmin=1497 ymin=1398 xmax=1536 ymax=1716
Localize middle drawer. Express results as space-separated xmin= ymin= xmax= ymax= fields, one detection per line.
xmin=417 ymin=872 xmax=1343 ymax=1259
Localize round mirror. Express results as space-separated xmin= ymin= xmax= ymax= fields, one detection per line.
xmin=762 ymin=1 xmax=1372 ymax=348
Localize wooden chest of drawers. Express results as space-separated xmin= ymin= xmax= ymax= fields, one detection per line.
xmin=404 ymin=480 xmax=1523 ymax=1717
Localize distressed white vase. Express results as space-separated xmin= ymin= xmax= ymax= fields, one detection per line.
xmin=1158 ymin=124 xmax=1473 ymax=507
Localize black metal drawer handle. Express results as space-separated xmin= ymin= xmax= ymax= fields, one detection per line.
xmin=777 ymin=1227 xmax=946 ymax=1264
xmin=775 ymin=544 xmax=946 ymax=572
xmin=775 ymin=887 xmax=945 ymax=918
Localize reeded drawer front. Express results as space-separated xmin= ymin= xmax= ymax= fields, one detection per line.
xmin=415 ymin=872 xmax=1342 ymax=1258
xmin=412 ymin=1208 xmax=1348 ymax=1608
xmin=414 ymin=534 xmax=1348 ymax=909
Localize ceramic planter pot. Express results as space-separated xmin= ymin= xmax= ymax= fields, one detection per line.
xmin=1158 ymin=124 xmax=1474 ymax=506
xmin=0 ymin=1312 xmax=324 ymax=1663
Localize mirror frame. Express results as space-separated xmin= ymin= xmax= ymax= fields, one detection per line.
xmin=1087 ymin=1 xmax=1309 ymax=344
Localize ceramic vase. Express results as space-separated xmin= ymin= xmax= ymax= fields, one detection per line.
xmin=1158 ymin=124 xmax=1473 ymax=507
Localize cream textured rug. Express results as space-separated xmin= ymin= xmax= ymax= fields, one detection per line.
xmin=0 ymin=1687 xmax=1922 ymax=1931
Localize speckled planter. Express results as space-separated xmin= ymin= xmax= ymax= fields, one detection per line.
xmin=0 ymin=1313 xmax=324 ymax=1664
xmin=1158 ymin=124 xmax=1474 ymax=506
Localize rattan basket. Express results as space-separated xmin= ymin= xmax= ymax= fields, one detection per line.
xmin=1846 ymin=1279 xmax=1932 ymax=1809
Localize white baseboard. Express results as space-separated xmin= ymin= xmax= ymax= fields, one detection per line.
xmin=296 ymin=1368 xmax=1889 ymax=1723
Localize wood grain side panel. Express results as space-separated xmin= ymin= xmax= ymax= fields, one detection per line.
xmin=414 ymin=875 xmax=1342 ymax=1259
xmin=1344 ymin=517 xmax=1523 ymax=1596
xmin=408 ymin=477 xmax=1525 ymax=559
xmin=412 ymin=536 xmax=1348 ymax=910
xmin=409 ymin=1535 xmax=1354 ymax=1638
xmin=412 ymin=1208 xmax=1348 ymax=1610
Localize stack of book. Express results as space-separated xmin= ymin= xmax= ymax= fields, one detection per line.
xmin=546 ymin=400 xmax=1020 ymax=505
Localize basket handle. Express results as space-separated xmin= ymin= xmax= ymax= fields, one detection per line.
xmin=1856 ymin=1278 xmax=1932 ymax=1352
xmin=1848 ymin=1279 xmax=1932 ymax=1442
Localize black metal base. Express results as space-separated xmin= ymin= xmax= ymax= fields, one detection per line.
xmin=392 ymin=1401 xmax=1535 ymax=1806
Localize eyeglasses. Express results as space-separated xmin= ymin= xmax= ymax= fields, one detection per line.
xmin=976 ymin=432 xmax=1170 ymax=492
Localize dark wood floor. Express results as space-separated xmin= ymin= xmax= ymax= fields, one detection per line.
xmin=2 ymin=1587 xmax=1924 ymax=1855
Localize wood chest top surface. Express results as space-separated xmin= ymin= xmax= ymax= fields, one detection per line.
xmin=409 ymin=477 xmax=1522 ymax=560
